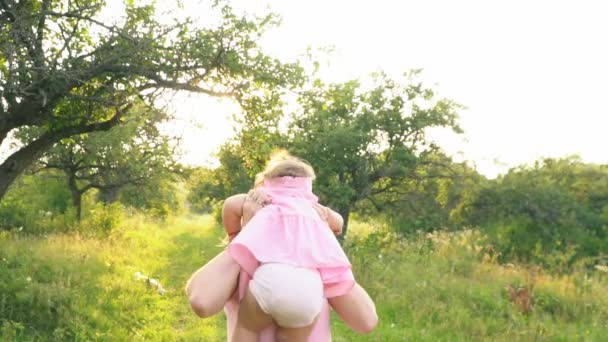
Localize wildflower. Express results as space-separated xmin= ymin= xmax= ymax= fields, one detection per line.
xmin=595 ymin=265 xmax=608 ymax=273
xmin=26 ymin=277 xmax=32 ymax=282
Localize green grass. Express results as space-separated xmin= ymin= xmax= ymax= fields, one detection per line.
xmin=331 ymin=226 xmax=608 ymax=341
xmin=1 ymin=215 xmax=607 ymax=341
xmin=0 ymin=214 xmax=227 ymax=341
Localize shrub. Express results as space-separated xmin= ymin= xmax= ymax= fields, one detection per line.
xmin=79 ymin=202 xmax=125 ymax=236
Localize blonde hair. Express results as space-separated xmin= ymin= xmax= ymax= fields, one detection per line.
xmin=254 ymin=150 xmax=315 ymax=187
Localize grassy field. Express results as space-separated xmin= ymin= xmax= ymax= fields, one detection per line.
xmin=1 ymin=214 xmax=607 ymax=341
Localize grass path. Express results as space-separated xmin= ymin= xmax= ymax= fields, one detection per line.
xmin=116 ymin=214 xmax=229 ymax=341
xmin=1 ymin=214 xmax=228 ymax=341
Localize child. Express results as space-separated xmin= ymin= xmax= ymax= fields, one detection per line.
xmin=186 ymin=152 xmax=377 ymax=341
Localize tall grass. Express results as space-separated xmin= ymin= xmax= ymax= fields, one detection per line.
xmin=1 ymin=215 xmax=607 ymax=341
xmin=331 ymin=222 xmax=608 ymax=341
xmin=0 ymin=214 xmax=226 ymax=341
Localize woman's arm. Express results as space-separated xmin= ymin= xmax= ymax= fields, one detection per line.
xmin=329 ymin=283 xmax=378 ymax=334
xmin=185 ymin=196 xmax=247 ymax=317
xmin=185 ymin=193 xmax=266 ymax=318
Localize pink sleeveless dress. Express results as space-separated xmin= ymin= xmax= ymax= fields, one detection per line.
xmin=225 ymin=176 xmax=355 ymax=341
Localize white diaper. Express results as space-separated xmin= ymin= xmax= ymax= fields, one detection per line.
xmin=249 ymin=263 xmax=324 ymax=328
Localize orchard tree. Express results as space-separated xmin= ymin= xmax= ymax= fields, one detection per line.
xmin=205 ymin=71 xmax=463 ymax=236
xmin=289 ymin=72 xmax=462 ymax=236
xmin=371 ymin=152 xmax=484 ymax=233
xmin=0 ymin=0 xmax=303 ymax=200
xmin=187 ymin=143 xmax=251 ymax=213
xmin=33 ymin=103 xmax=177 ymax=220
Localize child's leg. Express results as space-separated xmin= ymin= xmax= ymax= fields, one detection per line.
xmin=186 ymin=250 xmax=240 ymax=318
xmin=275 ymin=316 xmax=318 ymax=342
xmin=328 ymin=283 xmax=378 ymax=334
xmin=231 ymin=287 xmax=274 ymax=342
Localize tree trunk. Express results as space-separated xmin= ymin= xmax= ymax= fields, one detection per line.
xmin=0 ymin=132 xmax=59 ymax=200
xmin=0 ymin=100 xmax=47 ymax=148
xmin=0 ymin=121 xmax=9 ymax=147
xmin=99 ymin=187 xmax=119 ymax=204
xmin=337 ymin=205 xmax=351 ymax=242
xmin=67 ymin=175 xmax=83 ymax=221
xmin=72 ymin=190 xmax=83 ymax=221
xmin=0 ymin=110 xmax=126 ymax=202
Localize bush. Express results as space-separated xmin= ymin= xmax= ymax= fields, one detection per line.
xmin=0 ymin=199 xmax=30 ymax=231
xmin=79 ymin=202 xmax=125 ymax=236
xmin=119 ymin=179 xmax=184 ymax=219
xmin=0 ymin=172 xmax=72 ymax=234
xmin=456 ymin=157 xmax=608 ymax=269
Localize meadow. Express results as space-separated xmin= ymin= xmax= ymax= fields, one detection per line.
xmin=1 ymin=213 xmax=607 ymax=341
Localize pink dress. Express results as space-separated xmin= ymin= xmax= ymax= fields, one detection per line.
xmin=225 ymin=176 xmax=355 ymax=341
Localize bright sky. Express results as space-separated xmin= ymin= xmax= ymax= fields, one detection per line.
xmin=171 ymin=0 xmax=608 ymax=178
xmin=2 ymin=0 xmax=606 ymax=178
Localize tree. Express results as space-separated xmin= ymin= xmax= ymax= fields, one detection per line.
xmin=0 ymin=0 xmax=303 ymax=200
xmin=187 ymin=143 xmax=252 ymax=215
xmin=185 ymin=89 xmax=289 ymax=212
xmin=189 ymin=71 xmax=463 ymax=236
xmin=454 ymin=156 xmax=608 ymax=268
xmin=33 ymin=103 xmax=176 ymax=220
xmin=188 ymin=71 xmax=461 ymax=232
xmin=289 ymin=72 xmax=462 ymax=236
xmin=368 ymin=152 xmax=483 ymax=234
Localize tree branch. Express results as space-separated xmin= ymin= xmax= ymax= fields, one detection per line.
xmin=137 ymin=79 xmax=235 ymax=97
xmin=43 ymin=10 xmax=135 ymax=43
xmin=0 ymin=104 xmax=130 ymax=198
xmin=34 ymin=0 xmax=51 ymax=68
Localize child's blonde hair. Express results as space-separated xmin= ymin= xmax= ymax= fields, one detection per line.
xmin=254 ymin=150 xmax=316 ymax=187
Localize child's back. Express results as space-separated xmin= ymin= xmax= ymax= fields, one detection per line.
xmin=228 ymin=175 xmax=355 ymax=298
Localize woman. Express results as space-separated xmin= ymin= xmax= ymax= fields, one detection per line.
xmin=186 ymin=152 xmax=378 ymax=341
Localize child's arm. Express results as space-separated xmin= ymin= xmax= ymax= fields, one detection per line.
xmin=222 ymin=194 xmax=246 ymax=241
xmin=222 ymin=192 xmax=268 ymax=241
xmin=314 ymin=203 xmax=344 ymax=236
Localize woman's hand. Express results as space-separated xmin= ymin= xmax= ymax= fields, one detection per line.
xmin=247 ymin=189 xmax=272 ymax=206
xmin=241 ymin=189 xmax=272 ymax=227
